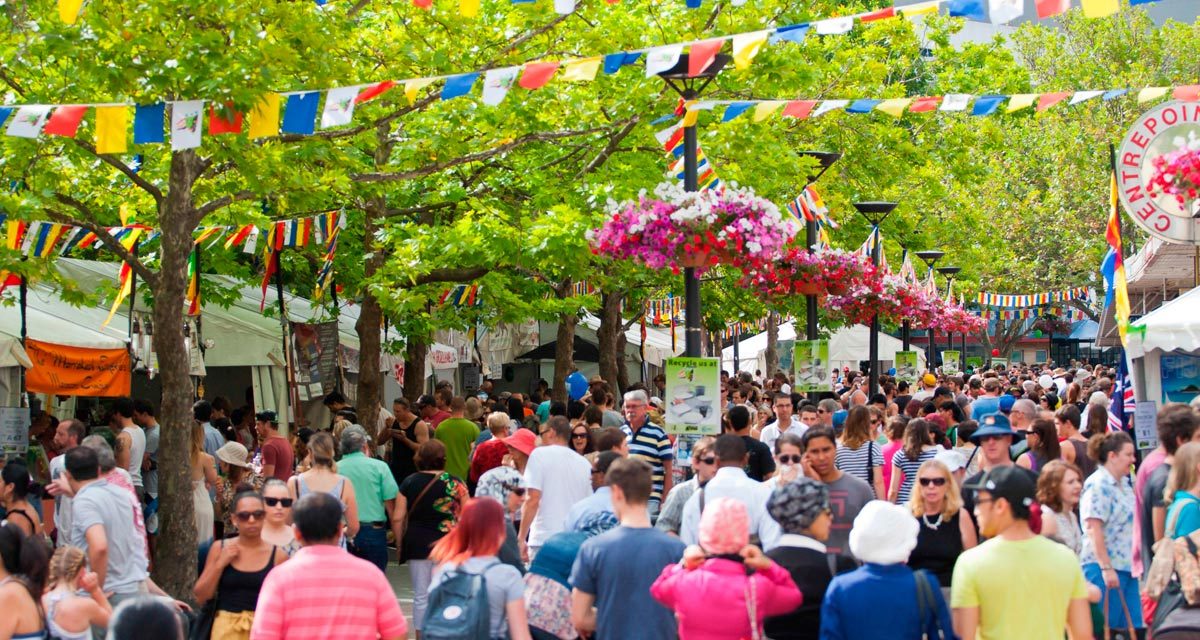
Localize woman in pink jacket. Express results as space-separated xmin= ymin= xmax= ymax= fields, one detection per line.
xmin=651 ymin=497 xmax=802 ymax=639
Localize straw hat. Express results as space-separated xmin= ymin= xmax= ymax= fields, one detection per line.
xmin=215 ymin=442 xmax=251 ymax=468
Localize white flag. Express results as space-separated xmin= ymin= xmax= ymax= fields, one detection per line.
xmin=482 ymin=67 xmax=520 ymax=106
xmin=242 ymin=227 xmax=260 ymax=255
xmin=19 ymin=222 xmax=42 ymax=254
xmin=812 ymin=100 xmax=849 ymax=118
xmin=988 ymin=0 xmax=1023 ymax=24
xmin=6 ymin=106 xmax=52 ymax=139
xmin=940 ymin=94 xmax=971 ymax=112
xmin=645 ymin=45 xmax=683 ymax=78
xmin=654 ymin=124 xmax=680 ymax=147
xmin=553 ymin=0 xmax=575 ymax=13
xmin=321 ymin=86 xmax=360 ymax=129
xmin=1069 ymin=90 xmax=1104 ymax=105
xmin=814 ymin=17 xmax=854 ymax=35
xmin=169 ymin=100 xmax=205 ymax=150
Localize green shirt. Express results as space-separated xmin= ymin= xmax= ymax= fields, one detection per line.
xmin=435 ymin=417 xmax=480 ymax=481
xmin=336 ymin=451 xmax=399 ymax=523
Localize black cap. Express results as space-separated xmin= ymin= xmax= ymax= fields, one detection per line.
xmin=416 ymin=394 xmax=436 ymax=408
xmin=255 ymin=410 xmax=278 ymax=425
xmin=963 ymin=466 xmax=1038 ymax=517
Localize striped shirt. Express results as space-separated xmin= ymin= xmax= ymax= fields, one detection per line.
xmin=621 ymin=421 xmax=673 ymax=502
xmin=835 ymin=441 xmax=882 ymax=489
xmin=891 ymin=447 xmax=939 ymax=504
xmin=250 ymin=545 xmax=407 ymax=640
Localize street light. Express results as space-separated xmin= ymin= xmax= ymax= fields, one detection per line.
xmin=854 ymin=201 xmax=897 ymax=396
xmin=937 ymin=266 xmax=961 ymax=371
xmin=915 ymin=250 xmax=944 ymax=369
xmin=799 ymin=151 xmax=841 ymax=342
xmin=659 ymin=53 xmax=730 ymax=358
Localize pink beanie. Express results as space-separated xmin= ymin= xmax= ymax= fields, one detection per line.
xmin=699 ymin=497 xmax=750 ymax=555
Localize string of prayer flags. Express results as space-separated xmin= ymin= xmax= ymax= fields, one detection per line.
xmin=974 ymin=287 xmax=1090 ymax=308
xmin=102 ymin=227 xmax=145 ymax=327
xmin=20 ymin=222 xmax=70 ymax=258
xmin=439 ymin=284 xmax=481 ymax=308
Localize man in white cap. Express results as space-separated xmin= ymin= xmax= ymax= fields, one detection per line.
xmin=953 ymin=466 xmax=1092 ymax=639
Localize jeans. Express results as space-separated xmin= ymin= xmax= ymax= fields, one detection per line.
xmin=410 ymin=559 xmax=435 ymax=631
xmin=354 ymin=524 xmax=389 ymax=573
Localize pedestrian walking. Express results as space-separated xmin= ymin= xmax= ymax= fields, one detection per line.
xmin=335 ymin=426 xmax=399 ymax=573
xmin=1080 ymin=431 xmax=1142 ymax=636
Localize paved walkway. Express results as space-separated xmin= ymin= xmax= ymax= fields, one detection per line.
xmin=385 ymin=553 xmax=417 ymax=634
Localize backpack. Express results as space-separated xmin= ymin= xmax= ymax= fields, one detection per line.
xmin=422 ymin=560 xmax=499 ymax=640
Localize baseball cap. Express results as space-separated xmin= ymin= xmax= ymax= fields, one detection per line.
xmin=969 ymin=412 xmax=1024 ymax=444
xmin=922 ymin=373 xmax=937 ymax=387
xmin=962 ymin=465 xmax=1037 ymax=516
xmin=832 ymin=410 xmax=848 ymax=429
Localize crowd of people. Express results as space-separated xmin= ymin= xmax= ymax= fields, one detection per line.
xmin=1 ymin=362 xmax=1198 ymax=639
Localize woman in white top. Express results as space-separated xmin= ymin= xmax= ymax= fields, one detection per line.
xmin=191 ymin=422 xmax=218 ymax=547
xmin=287 ymin=431 xmax=359 ymax=540
xmin=1038 ymin=459 xmax=1085 ymax=554
xmin=42 ymin=546 xmax=112 ymax=640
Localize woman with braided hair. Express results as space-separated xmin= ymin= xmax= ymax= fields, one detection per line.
xmin=42 ymin=545 xmax=112 ymax=640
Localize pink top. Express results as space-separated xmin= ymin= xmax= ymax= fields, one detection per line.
xmin=881 ymin=440 xmax=904 ymax=494
xmin=104 ymin=470 xmax=148 ymax=557
xmin=651 ymin=557 xmax=802 ymax=640
xmin=1133 ymin=447 xmax=1167 ymax=577
xmin=250 ymin=545 xmax=407 ymax=640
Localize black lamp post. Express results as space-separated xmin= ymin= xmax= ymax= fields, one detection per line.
xmin=659 ymin=53 xmax=730 ymax=358
xmin=799 ymin=151 xmax=841 ymax=341
xmin=915 ymin=250 xmax=943 ymax=369
xmin=854 ymin=201 xmax=896 ymax=396
xmin=937 ymin=266 xmax=961 ymax=372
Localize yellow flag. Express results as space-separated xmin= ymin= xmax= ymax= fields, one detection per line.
xmin=898 ymin=1 xmax=939 ymax=16
xmin=1138 ymin=87 xmax=1168 ymax=103
xmin=875 ymin=98 xmax=913 ymax=118
xmin=119 ymin=203 xmax=133 ymax=226
xmin=732 ymin=31 xmax=769 ymax=71
xmin=405 ymin=79 xmax=435 ymax=104
xmin=752 ymin=101 xmax=783 ymax=122
xmin=58 ymin=0 xmax=84 ymax=24
xmin=460 ymin=0 xmax=479 ymax=17
xmin=1006 ymin=94 xmax=1038 ymax=113
xmin=102 ymin=228 xmax=144 ymax=328
xmin=681 ymin=103 xmax=701 ymax=128
xmin=1080 ymin=0 xmax=1119 ymax=18
xmin=94 ymin=106 xmax=128 ymax=155
xmin=248 ymin=94 xmax=281 ymax=139
xmin=561 ymin=58 xmax=602 ymax=82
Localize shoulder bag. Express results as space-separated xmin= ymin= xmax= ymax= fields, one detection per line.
xmin=1146 ymin=495 xmax=1200 ymax=599
xmin=914 ymin=569 xmax=947 ymax=640
xmin=1103 ymin=584 xmax=1137 ymax=640
xmin=1154 ymin=535 xmax=1200 ymax=633
xmin=743 ymin=569 xmax=761 ymax=640
xmin=398 ymin=472 xmax=440 ymax=565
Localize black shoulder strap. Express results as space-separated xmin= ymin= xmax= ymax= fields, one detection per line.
xmin=825 ymin=553 xmax=837 ymax=578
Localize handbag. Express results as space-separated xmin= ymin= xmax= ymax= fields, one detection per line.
xmin=743 ymin=569 xmax=761 ymax=640
xmin=188 ymin=598 xmax=217 ymax=640
xmin=398 ymin=472 xmax=440 ymax=565
xmin=914 ymin=569 xmax=947 ymax=640
xmin=1103 ymin=584 xmax=1138 ymax=640
xmin=1155 ymin=536 xmax=1200 ymax=632
xmin=1146 ymin=495 xmax=1199 ymax=599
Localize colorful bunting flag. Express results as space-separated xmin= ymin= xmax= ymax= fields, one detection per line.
xmin=208 ymin=103 xmax=244 ymax=135
xmin=1035 ymin=0 xmax=1069 ymax=18
xmin=95 ymin=107 xmax=128 ymax=154
xmin=186 ymin=247 xmax=200 ymax=316
xmin=645 ymin=45 xmax=683 ymax=77
xmin=58 ymin=0 xmax=84 ymax=24
xmin=1104 ymin=171 xmax=1130 ymax=344
xmin=43 ymin=106 xmax=88 ymax=138
xmin=812 ymin=100 xmax=849 ymax=117
xmin=814 ymin=17 xmax=853 ymax=35
xmin=1138 ymin=87 xmax=1168 ymax=103
xmin=169 ymin=100 xmax=204 ymax=150
xmin=102 ymin=228 xmax=145 ymax=327
xmin=1036 ymin=92 xmax=1071 ymax=111
xmin=782 ymin=100 xmax=816 ymax=119
xmin=482 ymin=68 xmax=520 ymax=106
xmin=133 ymin=103 xmax=165 ymax=144
xmin=1080 ymin=0 xmax=1119 ymax=18
xmin=248 ymin=94 xmax=282 ymax=139
xmin=732 ymin=32 xmax=768 ymax=70
xmin=1005 ymin=94 xmax=1038 ymax=113
xmin=688 ymin=40 xmax=724 ymax=76
xmin=404 ymin=79 xmax=436 ymax=103
xmin=940 ymin=94 xmax=971 ymax=111
xmin=355 ymin=81 xmax=396 ymax=104
xmin=561 ymin=57 xmax=602 ymax=82
xmin=441 ymin=73 xmax=479 ymax=100
xmin=1070 ymin=90 xmax=1104 ymax=104
xmin=7 ymin=106 xmax=52 ymax=138
xmin=519 ymin=62 xmax=559 ymax=90
xmin=320 ymin=87 xmax=359 ymax=129
xmin=988 ymin=0 xmax=1023 ymax=24
xmin=281 ymin=92 xmax=320 ymax=135
xmin=876 ymin=98 xmax=913 ymax=117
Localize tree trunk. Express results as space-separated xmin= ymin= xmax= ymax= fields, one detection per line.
xmin=403 ymin=336 xmax=428 ymax=402
xmin=354 ymin=199 xmax=386 ymax=434
xmin=151 ymin=150 xmax=202 ymax=600
xmin=765 ymin=312 xmax=780 ymax=377
xmin=596 ymin=291 xmax=623 ymax=386
xmin=551 ymin=314 xmax=576 ymax=404
xmin=615 ymin=329 xmax=629 ymax=393
xmin=713 ymin=334 xmax=724 ymax=366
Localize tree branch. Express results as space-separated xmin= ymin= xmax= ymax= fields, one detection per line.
xmin=574 ymin=117 xmax=639 ymax=179
xmin=70 ymin=140 xmax=165 ymax=204
xmin=405 ymin=266 xmax=491 ymax=288
xmin=382 ymin=201 xmax=459 ymax=219
xmin=44 ymin=196 xmax=160 ymax=289
xmin=195 ymin=190 xmax=261 ymax=218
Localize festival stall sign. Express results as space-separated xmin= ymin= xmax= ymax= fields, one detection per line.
xmin=291 ymin=321 xmax=340 ymax=400
xmin=778 ymin=339 xmax=795 ymax=373
xmin=0 ymin=407 xmax=31 ymax=458
xmin=25 ymin=339 xmax=131 ymax=397
xmin=793 ymin=340 xmax=832 ymax=392
xmin=663 ymin=356 xmax=721 ymax=435
xmin=966 ymin=356 xmax=983 ymax=369
xmin=942 ymin=350 xmax=961 ymax=375
xmin=894 ymin=350 xmax=920 ymax=386
xmin=1117 ymin=100 xmax=1200 ymax=246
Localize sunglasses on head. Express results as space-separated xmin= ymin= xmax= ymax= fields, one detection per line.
xmin=778 ymin=454 xmax=803 ymax=464
xmin=918 ymin=477 xmax=947 ymax=487
xmin=235 ymin=510 xmax=267 ymax=522
xmin=264 ymin=497 xmax=293 ymax=508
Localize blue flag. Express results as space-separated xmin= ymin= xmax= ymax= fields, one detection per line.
xmin=972 ymin=95 xmax=1007 ymax=116
xmin=947 ymin=0 xmax=986 ymax=21
xmin=441 ymin=73 xmax=479 ymax=100
xmin=133 ymin=103 xmax=166 ymax=144
xmin=0 ymin=108 xmax=12 ymax=130
xmin=603 ymin=52 xmax=641 ymax=75
xmin=1101 ymin=247 xmax=1117 ymax=310
xmin=281 ymin=92 xmax=320 ymax=135
xmin=1102 ymin=89 xmax=1128 ymax=101
xmin=721 ymin=102 xmax=755 ymax=122
xmin=847 ymin=99 xmax=881 ymax=114
xmin=771 ymin=24 xmax=810 ymax=44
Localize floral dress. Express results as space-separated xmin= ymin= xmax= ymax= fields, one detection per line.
xmin=399 ymin=471 xmax=468 ymax=561
xmin=1080 ymin=466 xmax=1134 ymax=573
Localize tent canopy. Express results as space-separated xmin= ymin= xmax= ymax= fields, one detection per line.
xmin=1128 ymin=286 xmax=1200 ymax=359
xmin=721 ymin=322 xmax=926 ymax=374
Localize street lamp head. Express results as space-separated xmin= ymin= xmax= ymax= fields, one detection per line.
xmin=937 ymin=266 xmax=962 ymax=277
xmin=852 ymin=201 xmax=897 ymax=225
xmin=658 ymin=54 xmax=731 ymax=98
xmin=914 ymin=250 xmax=945 ymax=268
xmin=799 ymin=151 xmax=842 ymax=184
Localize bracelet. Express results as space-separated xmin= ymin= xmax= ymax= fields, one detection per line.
xmin=1100 ymin=566 xmax=1114 ymax=571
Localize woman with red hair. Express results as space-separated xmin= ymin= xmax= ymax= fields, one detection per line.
xmin=428 ymin=498 xmax=533 ymax=640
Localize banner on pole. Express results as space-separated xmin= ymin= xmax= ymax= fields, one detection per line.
xmin=943 ymin=350 xmax=961 ymax=375
xmin=793 ymin=340 xmax=832 ymax=392
xmin=25 ymin=339 xmax=130 ymax=397
xmin=895 ymin=351 xmax=920 ymax=386
xmin=663 ymin=357 xmax=721 ymax=435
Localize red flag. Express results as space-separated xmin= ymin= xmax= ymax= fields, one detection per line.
xmin=688 ymin=40 xmax=724 ymax=77
xmin=782 ymin=100 xmax=817 ymax=120
xmin=208 ymin=103 xmax=243 ymax=135
xmin=1174 ymin=85 xmax=1200 ymax=102
xmin=1036 ymin=92 xmax=1072 ymax=112
xmin=0 ymin=272 xmax=21 ymax=292
xmin=356 ymin=81 xmax=397 ymax=104
xmin=519 ymin=62 xmax=560 ymax=90
xmin=43 ymin=106 xmax=88 ymax=137
xmin=413 ymin=0 xmax=432 ymax=8
xmin=860 ymin=6 xmax=895 ymax=22
xmin=1035 ymin=0 xmax=1069 ymax=18
xmin=908 ymin=96 xmax=942 ymax=113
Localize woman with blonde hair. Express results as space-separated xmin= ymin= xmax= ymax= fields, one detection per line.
xmin=1038 ymin=460 xmax=1085 ymax=554
xmin=836 ymin=406 xmax=884 ymax=498
xmin=192 ymin=421 xmax=218 ymax=554
xmin=286 ymin=431 xmax=359 ymax=541
xmin=42 ymin=545 xmax=111 ymax=640
xmin=1164 ymin=441 xmax=1200 ymax=540
xmin=905 ymin=459 xmax=976 ymax=594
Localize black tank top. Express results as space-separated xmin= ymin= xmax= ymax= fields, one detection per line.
xmin=389 ymin=416 xmax=421 ymax=483
xmin=908 ymin=511 xmax=963 ymax=588
xmin=216 ymin=543 xmax=278 ymax=612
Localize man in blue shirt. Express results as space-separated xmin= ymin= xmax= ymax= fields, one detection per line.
xmin=195 ymin=400 xmax=224 ymax=457
xmin=563 ymin=452 xmax=622 ymax=532
xmin=969 ymin=378 xmax=1003 ymax=421
xmin=570 ymin=458 xmax=685 ymax=640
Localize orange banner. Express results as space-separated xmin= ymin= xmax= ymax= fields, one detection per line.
xmin=25 ymin=339 xmax=130 ymax=397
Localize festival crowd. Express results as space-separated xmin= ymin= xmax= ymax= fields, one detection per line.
xmin=1 ymin=362 xmax=1199 ymax=639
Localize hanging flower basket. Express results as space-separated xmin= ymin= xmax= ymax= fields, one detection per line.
xmin=740 ymin=247 xmax=876 ymax=303
xmin=589 ymin=182 xmax=798 ymax=274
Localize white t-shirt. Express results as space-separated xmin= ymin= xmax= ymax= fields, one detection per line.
xmin=123 ymin=426 xmax=146 ymax=489
xmin=759 ymin=420 xmax=808 ymax=454
xmin=523 ymin=445 xmax=593 ymax=547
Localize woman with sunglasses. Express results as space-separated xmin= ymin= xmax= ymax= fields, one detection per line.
xmin=764 ymin=433 xmax=805 ymax=490
xmin=656 ymin=437 xmax=717 ymax=536
xmin=195 ymin=489 xmax=287 ymax=640
xmin=569 ymin=424 xmax=595 ymax=458
xmin=259 ymin=479 xmax=299 ymax=557
xmin=1016 ymin=418 xmax=1062 ymax=474
xmin=906 ymin=459 xmax=976 ymax=599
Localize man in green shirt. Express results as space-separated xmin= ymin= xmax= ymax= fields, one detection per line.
xmin=434 ymin=396 xmax=480 ymax=482
xmin=337 ymin=425 xmax=399 ymax=573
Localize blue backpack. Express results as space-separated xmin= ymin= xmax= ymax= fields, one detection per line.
xmin=422 ymin=561 xmax=498 ymax=640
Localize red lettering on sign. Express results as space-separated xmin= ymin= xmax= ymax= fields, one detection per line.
xmin=1123 ymin=152 xmax=1141 ymax=168
xmin=1146 ymin=117 xmax=1159 ymax=135
xmin=1121 ymin=171 xmax=1140 ymax=184
xmin=1163 ymin=107 xmax=1179 ymax=126
xmin=1131 ymin=131 xmax=1150 ymax=149
xmin=1155 ymin=213 xmax=1172 ymax=233
xmin=1137 ymin=201 xmax=1157 ymax=221
xmin=1125 ymin=183 xmax=1146 ymax=203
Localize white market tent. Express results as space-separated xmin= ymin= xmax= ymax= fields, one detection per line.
xmin=721 ymin=321 xmax=926 ymax=375
xmin=1126 ymin=285 xmax=1200 ymax=404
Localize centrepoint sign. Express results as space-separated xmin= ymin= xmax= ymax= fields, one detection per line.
xmin=1118 ymin=101 xmax=1200 ymax=246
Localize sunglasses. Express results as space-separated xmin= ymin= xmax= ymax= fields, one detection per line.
xmin=696 ymin=456 xmax=716 ymax=465
xmin=817 ymin=409 xmax=828 ymax=414
xmin=264 ymin=497 xmax=293 ymax=508
xmin=501 ymin=483 xmax=526 ymax=497
xmin=778 ymin=454 xmax=803 ymax=464
xmin=572 ymin=433 xmax=588 ymax=439
xmin=235 ymin=510 xmax=267 ymax=522
xmin=918 ymin=477 xmax=947 ymax=487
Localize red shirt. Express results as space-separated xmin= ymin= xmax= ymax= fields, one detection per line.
xmin=250 ymin=544 xmax=407 ymax=640
xmin=261 ymin=436 xmax=294 ymax=482
xmin=427 ymin=410 xmax=451 ymax=430
xmin=469 ymin=437 xmax=508 ymax=484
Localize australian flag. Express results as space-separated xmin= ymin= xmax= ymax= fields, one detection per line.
xmin=1109 ymin=357 xmax=1135 ymax=433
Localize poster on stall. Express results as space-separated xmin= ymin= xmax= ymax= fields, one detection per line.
xmin=1161 ymin=354 xmax=1200 ymax=405
xmin=25 ymin=340 xmax=131 ymax=397
xmin=291 ymin=322 xmax=340 ymax=398
xmin=1135 ymin=400 xmax=1159 ymax=451
xmin=0 ymin=407 xmax=30 ymax=460
xmin=942 ymin=351 xmax=961 ymax=375
xmin=793 ymin=340 xmax=832 ymax=392
xmin=664 ymin=357 xmax=721 ymax=435
xmin=778 ymin=340 xmax=795 ymax=374
xmin=966 ymin=356 xmax=983 ymax=369
xmin=895 ymin=351 xmax=920 ymax=386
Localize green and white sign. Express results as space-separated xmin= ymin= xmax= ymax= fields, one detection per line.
xmin=943 ymin=350 xmax=961 ymax=375
xmin=895 ymin=351 xmax=920 ymax=385
xmin=966 ymin=356 xmax=983 ymax=369
xmin=793 ymin=340 xmax=832 ymax=392
xmin=664 ymin=357 xmax=722 ymax=435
